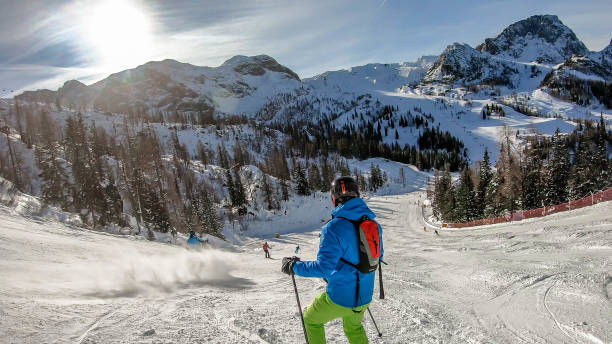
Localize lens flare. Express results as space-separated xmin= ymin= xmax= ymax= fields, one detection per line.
xmin=76 ymin=0 xmax=154 ymax=71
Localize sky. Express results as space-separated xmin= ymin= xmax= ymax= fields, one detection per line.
xmin=1 ymin=0 xmax=611 ymax=98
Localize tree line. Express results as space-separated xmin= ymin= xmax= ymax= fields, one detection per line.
xmin=0 ymin=102 xmax=392 ymax=238
xmin=273 ymin=104 xmax=469 ymax=172
xmin=432 ymin=116 xmax=611 ymax=223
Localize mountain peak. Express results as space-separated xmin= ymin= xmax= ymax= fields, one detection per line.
xmin=476 ymin=14 xmax=587 ymax=64
xmin=221 ymin=55 xmax=300 ymax=81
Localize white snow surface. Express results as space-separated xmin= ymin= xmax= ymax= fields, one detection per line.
xmin=1 ymin=190 xmax=610 ymax=343
xmin=304 ymin=56 xmax=438 ymax=94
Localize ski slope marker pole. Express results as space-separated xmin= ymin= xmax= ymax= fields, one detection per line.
xmin=367 ymin=308 xmax=383 ymax=337
xmin=291 ymin=274 xmax=310 ymax=344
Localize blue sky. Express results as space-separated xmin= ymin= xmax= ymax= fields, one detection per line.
xmin=1 ymin=0 xmax=611 ymax=97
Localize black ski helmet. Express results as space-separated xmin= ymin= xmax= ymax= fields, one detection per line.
xmin=331 ymin=176 xmax=360 ymax=206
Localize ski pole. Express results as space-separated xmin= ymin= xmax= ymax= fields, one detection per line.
xmin=367 ymin=307 xmax=383 ymax=337
xmin=378 ymin=262 xmax=385 ymax=300
xmin=291 ymin=274 xmax=310 ymax=344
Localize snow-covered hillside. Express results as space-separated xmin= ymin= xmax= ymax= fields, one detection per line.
xmin=16 ymin=55 xmax=302 ymax=115
xmin=304 ymin=56 xmax=437 ymax=94
xmin=1 ymin=191 xmax=610 ymax=343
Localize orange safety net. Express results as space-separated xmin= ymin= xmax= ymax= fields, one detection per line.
xmin=446 ymin=187 xmax=612 ymax=228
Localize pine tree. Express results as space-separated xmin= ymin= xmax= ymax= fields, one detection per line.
xmin=197 ymin=141 xmax=209 ymax=166
xmin=308 ymin=163 xmax=322 ymax=192
xmin=225 ymin=169 xmax=236 ymax=206
xmin=545 ymin=129 xmax=570 ymax=205
xmin=595 ymin=114 xmax=610 ymax=189
xmin=521 ymin=139 xmax=545 ymax=209
xmin=35 ymin=112 xmax=69 ymax=208
xmin=192 ymin=187 xmax=223 ymax=237
xmin=104 ymin=179 xmax=124 ymax=226
xmin=217 ymin=144 xmax=230 ymax=169
xmin=320 ymin=158 xmax=334 ymax=191
xmin=476 ymin=148 xmax=493 ymax=218
xmin=86 ymin=123 xmax=111 ymax=226
xmin=454 ymin=168 xmax=477 ymax=222
xmin=338 ymin=159 xmax=351 ymax=177
xmin=369 ymin=164 xmax=385 ymax=191
xmin=484 ymin=173 xmax=503 ymax=217
xmin=142 ymin=187 xmax=170 ymax=233
xmin=232 ymin=168 xmax=248 ymax=207
xmin=570 ymin=136 xmax=597 ymax=199
xmin=292 ymin=162 xmax=311 ymax=196
xmin=495 ymin=128 xmax=521 ymax=213
xmin=432 ymin=167 xmax=453 ymax=220
xmin=280 ymin=178 xmax=289 ymax=201
xmin=262 ymin=174 xmax=274 ymax=210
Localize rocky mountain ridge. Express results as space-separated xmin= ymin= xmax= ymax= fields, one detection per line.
xmin=14 ymin=15 xmax=612 ymax=114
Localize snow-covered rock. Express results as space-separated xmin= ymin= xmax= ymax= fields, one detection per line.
xmin=423 ymin=43 xmax=523 ymax=87
xmin=476 ymin=14 xmax=588 ymax=64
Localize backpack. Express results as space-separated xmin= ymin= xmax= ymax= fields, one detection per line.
xmin=336 ymin=215 xmax=384 ymax=308
xmin=338 ymin=215 xmax=381 ymax=273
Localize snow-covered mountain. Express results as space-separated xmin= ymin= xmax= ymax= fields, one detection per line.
xmin=540 ymin=54 xmax=612 ymax=108
xmin=476 ymin=14 xmax=588 ymax=64
xmin=304 ymin=56 xmax=437 ymax=94
xmin=419 ymin=15 xmax=611 ymax=109
xmin=422 ymin=43 xmax=536 ymax=87
xmin=16 ymin=55 xmax=302 ymax=115
xmin=590 ymin=39 xmax=612 ymax=67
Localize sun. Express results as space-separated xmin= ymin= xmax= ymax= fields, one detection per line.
xmin=78 ymin=0 xmax=154 ymax=70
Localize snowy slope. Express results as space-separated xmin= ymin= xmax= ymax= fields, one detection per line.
xmin=1 ymin=190 xmax=610 ymax=343
xmin=304 ymin=56 xmax=437 ymax=94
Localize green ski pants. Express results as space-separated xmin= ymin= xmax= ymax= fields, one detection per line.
xmin=303 ymin=292 xmax=369 ymax=344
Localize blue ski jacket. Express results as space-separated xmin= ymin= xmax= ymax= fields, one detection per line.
xmin=187 ymin=235 xmax=206 ymax=246
xmin=293 ymin=197 xmax=383 ymax=308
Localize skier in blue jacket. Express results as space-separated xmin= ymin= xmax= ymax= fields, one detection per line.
xmin=187 ymin=231 xmax=206 ymax=246
xmin=282 ymin=176 xmax=383 ymax=344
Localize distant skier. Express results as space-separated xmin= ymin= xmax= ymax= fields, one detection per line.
xmin=187 ymin=231 xmax=206 ymax=246
xmin=282 ymin=176 xmax=383 ymax=344
xmin=295 ymin=245 xmax=300 ymax=254
xmin=434 ymin=229 xmax=439 ymax=236
xmin=263 ymin=242 xmax=271 ymax=258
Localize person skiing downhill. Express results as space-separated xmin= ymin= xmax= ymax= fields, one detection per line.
xmin=263 ymin=242 xmax=271 ymax=258
xmin=187 ymin=231 xmax=206 ymax=246
xmin=282 ymin=176 xmax=383 ymax=344
xmin=295 ymin=245 xmax=301 ymax=254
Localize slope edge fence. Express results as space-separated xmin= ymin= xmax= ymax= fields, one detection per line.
xmin=444 ymin=187 xmax=612 ymax=229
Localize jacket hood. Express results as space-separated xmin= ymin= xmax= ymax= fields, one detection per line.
xmin=331 ymin=197 xmax=376 ymax=221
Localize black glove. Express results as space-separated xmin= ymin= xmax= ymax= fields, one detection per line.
xmin=281 ymin=256 xmax=300 ymax=275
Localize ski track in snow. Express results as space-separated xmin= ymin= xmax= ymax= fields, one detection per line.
xmin=1 ymin=194 xmax=611 ymax=343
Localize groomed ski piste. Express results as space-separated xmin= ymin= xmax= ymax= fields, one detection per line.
xmin=1 ymin=185 xmax=611 ymax=344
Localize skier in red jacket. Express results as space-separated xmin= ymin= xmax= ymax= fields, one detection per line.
xmin=263 ymin=242 xmax=271 ymax=258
